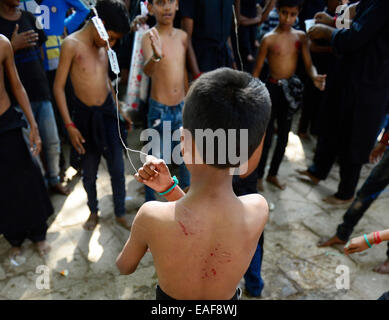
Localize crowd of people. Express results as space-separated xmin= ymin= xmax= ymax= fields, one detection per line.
xmin=0 ymin=0 xmax=389 ymax=300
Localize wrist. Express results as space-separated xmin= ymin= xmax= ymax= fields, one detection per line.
xmin=65 ymin=122 xmax=76 ymax=130
xmin=158 ymin=176 xmax=179 ymax=196
xmin=151 ymin=53 xmax=162 ymax=62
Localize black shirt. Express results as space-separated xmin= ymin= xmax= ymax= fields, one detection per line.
xmin=180 ymin=0 xmax=234 ymax=47
xmin=0 ymin=10 xmax=50 ymax=105
xmin=241 ymin=0 xmax=258 ymax=18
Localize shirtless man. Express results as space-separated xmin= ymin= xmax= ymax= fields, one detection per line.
xmin=54 ymin=0 xmax=132 ymax=231
xmin=117 ymin=68 xmax=271 ymax=300
xmin=141 ymin=0 xmax=190 ymax=202
xmin=0 ymin=34 xmax=52 ymax=258
xmin=252 ymin=0 xmax=326 ymax=191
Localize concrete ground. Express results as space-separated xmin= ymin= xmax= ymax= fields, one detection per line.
xmin=1 ymin=121 xmax=388 ymax=300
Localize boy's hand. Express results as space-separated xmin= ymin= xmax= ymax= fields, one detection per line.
xmin=314 ymin=12 xmax=334 ymax=26
xmin=67 ymin=126 xmax=86 ymax=154
xmin=370 ymin=142 xmax=387 ymax=164
xmin=131 ymin=15 xmax=148 ymax=33
xmin=308 ymin=25 xmax=334 ymax=41
xmin=29 ymin=125 xmax=42 ymax=156
xmin=313 ymin=74 xmax=326 ymax=91
xmin=135 ymin=155 xmax=172 ymax=193
xmin=11 ymin=24 xmax=39 ymax=51
xmin=344 ymin=236 xmax=369 ymax=255
xmin=149 ymin=28 xmax=163 ymax=60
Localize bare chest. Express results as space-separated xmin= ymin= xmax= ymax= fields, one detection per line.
xmin=72 ymin=46 xmax=108 ymax=77
xmin=269 ymin=37 xmax=301 ymax=57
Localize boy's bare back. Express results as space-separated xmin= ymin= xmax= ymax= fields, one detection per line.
xmin=0 ymin=35 xmax=12 ymax=116
xmin=132 ymin=193 xmax=268 ymax=300
xmin=261 ymin=28 xmax=305 ymax=80
xmin=60 ymin=32 xmax=111 ymax=107
xmin=142 ymin=28 xmax=187 ymax=106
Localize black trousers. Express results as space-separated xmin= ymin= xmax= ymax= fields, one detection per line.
xmin=3 ymin=222 xmax=48 ymax=248
xmin=257 ymin=82 xmax=293 ymax=179
xmin=308 ymin=134 xmax=363 ymax=200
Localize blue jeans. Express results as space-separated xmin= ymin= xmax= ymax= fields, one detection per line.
xmin=17 ymin=100 xmax=61 ymax=186
xmin=232 ymin=172 xmax=265 ymax=297
xmin=81 ymin=116 xmax=126 ymax=218
xmin=336 ymin=148 xmax=389 ymax=258
xmin=145 ymin=98 xmax=190 ymax=202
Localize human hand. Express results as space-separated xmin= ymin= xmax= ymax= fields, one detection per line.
xmin=308 ymin=24 xmax=334 ymax=41
xmin=149 ymin=28 xmax=163 ymax=60
xmin=369 ymin=142 xmax=387 ymax=164
xmin=131 ymin=15 xmax=148 ymax=33
xmin=314 ymin=12 xmax=334 ymax=26
xmin=29 ymin=124 xmax=42 ymax=156
xmin=67 ymin=126 xmax=86 ymax=154
xmin=344 ymin=235 xmax=370 ymax=255
xmin=134 ymin=155 xmax=173 ymax=193
xmin=313 ymin=74 xmax=326 ymax=91
xmin=11 ymin=24 xmax=39 ymax=51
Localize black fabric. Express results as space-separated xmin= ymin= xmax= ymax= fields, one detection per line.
xmin=180 ymin=0 xmax=234 ymax=72
xmin=0 ymin=105 xmax=26 ymax=135
xmin=0 ymin=108 xmax=53 ymax=235
xmin=0 ymin=10 xmax=50 ymax=104
xmin=241 ymin=0 xmax=258 ymax=18
xmin=156 ymin=285 xmax=241 ymax=300
xmin=325 ymin=0 xmax=389 ymax=164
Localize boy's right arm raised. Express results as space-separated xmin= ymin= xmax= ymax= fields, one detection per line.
xmin=142 ymin=29 xmax=162 ymax=77
xmin=252 ymin=36 xmax=268 ymax=78
xmin=53 ymin=39 xmax=86 ymax=154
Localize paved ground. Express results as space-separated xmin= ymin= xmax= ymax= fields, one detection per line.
xmin=1 ymin=121 xmax=388 ymax=300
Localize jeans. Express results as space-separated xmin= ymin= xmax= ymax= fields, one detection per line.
xmin=336 ymin=148 xmax=389 ymax=258
xmin=257 ymin=82 xmax=293 ymax=179
xmin=81 ymin=116 xmax=126 ymax=218
xmin=17 ymin=100 xmax=61 ymax=186
xmin=233 ymin=172 xmax=265 ymax=297
xmin=145 ymin=98 xmax=190 ymax=202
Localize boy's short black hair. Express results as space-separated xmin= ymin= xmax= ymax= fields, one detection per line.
xmin=96 ymin=0 xmax=130 ymax=34
xmin=183 ymin=68 xmax=271 ymax=169
xmin=276 ymin=0 xmax=304 ymax=9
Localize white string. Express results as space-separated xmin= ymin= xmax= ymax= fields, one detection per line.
xmin=232 ymin=4 xmax=244 ymax=72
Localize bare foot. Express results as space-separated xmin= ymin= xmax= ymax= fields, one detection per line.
xmin=51 ymin=183 xmax=70 ymax=196
xmin=266 ymin=176 xmax=286 ymax=190
xmin=116 ymin=216 xmax=132 ymax=231
xmin=373 ymin=259 xmax=389 ymax=274
xmin=296 ymin=169 xmax=320 ymax=185
xmin=8 ymin=247 xmax=22 ymax=259
xmin=257 ymin=179 xmax=264 ymax=192
xmin=318 ymin=235 xmax=346 ymax=247
xmin=323 ymin=195 xmax=353 ymax=205
xmin=83 ymin=213 xmax=99 ymax=231
xmin=35 ymin=241 xmax=51 ymax=257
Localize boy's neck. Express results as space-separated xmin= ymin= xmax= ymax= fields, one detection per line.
xmin=155 ymin=22 xmax=174 ymax=35
xmin=0 ymin=2 xmax=20 ymax=19
xmin=81 ymin=22 xmax=98 ymax=47
xmin=186 ymin=165 xmax=235 ymax=200
xmin=276 ymin=24 xmax=292 ymax=33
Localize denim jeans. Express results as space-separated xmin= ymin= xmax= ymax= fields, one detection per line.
xmin=145 ymin=98 xmax=191 ymax=202
xmin=232 ymin=172 xmax=265 ymax=297
xmin=80 ymin=115 xmax=126 ymax=218
xmin=336 ymin=148 xmax=389 ymax=258
xmin=16 ymin=100 xmax=61 ymax=186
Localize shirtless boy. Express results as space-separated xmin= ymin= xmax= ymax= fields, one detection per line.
xmin=0 ymin=34 xmax=53 ymax=258
xmin=117 ymin=68 xmax=272 ymax=300
xmin=54 ymin=0 xmax=132 ymax=231
xmin=141 ymin=0 xmax=190 ymax=202
xmin=253 ymin=0 xmax=326 ymax=191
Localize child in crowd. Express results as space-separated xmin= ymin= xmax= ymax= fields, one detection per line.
xmin=253 ymin=0 xmax=326 ymax=191
xmin=116 ymin=68 xmax=271 ymax=300
xmin=0 ymin=34 xmax=53 ymax=258
xmin=54 ymin=0 xmax=132 ymax=231
xmin=141 ymin=0 xmax=190 ymax=202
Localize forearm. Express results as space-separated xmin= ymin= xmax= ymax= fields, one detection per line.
xmin=365 ymin=230 xmax=389 ymax=245
xmin=13 ymin=83 xmax=36 ymax=128
xmin=260 ymin=0 xmax=276 ymax=24
xmin=187 ymin=40 xmax=200 ymax=77
xmin=307 ymin=65 xmax=318 ymax=80
xmin=143 ymin=58 xmax=158 ymax=77
xmin=54 ymin=87 xmax=73 ymax=125
xmin=239 ymin=15 xmax=261 ymax=26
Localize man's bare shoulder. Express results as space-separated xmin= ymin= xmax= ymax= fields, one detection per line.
xmin=239 ymin=194 xmax=269 ymax=222
xmin=137 ymin=201 xmax=176 ymax=223
xmin=0 ymin=35 xmax=11 ymax=61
